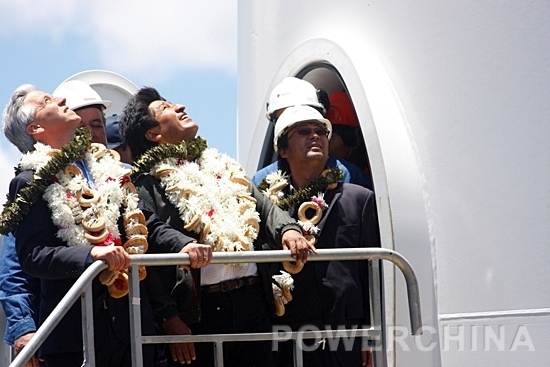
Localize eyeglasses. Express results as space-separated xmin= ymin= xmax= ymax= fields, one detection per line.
xmin=288 ymin=126 xmax=329 ymax=139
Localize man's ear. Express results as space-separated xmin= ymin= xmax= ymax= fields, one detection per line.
xmin=26 ymin=123 xmax=44 ymax=136
xmin=145 ymin=125 xmax=161 ymax=143
xmin=279 ymin=148 xmax=289 ymax=159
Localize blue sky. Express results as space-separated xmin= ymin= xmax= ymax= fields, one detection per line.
xmin=0 ymin=0 xmax=237 ymax=204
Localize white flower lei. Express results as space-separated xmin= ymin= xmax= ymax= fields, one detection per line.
xmin=20 ymin=142 xmax=139 ymax=247
xmin=153 ymin=148 xmax=260 ymax=252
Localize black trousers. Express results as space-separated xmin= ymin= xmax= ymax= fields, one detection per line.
xmin=180 ymin=283 xmax=273 ymax=367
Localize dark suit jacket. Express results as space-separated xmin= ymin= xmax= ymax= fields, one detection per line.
xmin=11 ymin=170 xmax=156 ymax=358
xmin=271 ymin=182 xmax=380 ymax=366
xmin=135 ymin=173 xmax=302 ymax=326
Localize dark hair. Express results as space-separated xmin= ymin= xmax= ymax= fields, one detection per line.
xmin=275 ymin=131 xmax=292 ymax=173
xmin=119 ymin=87 xmax=165 ymax=159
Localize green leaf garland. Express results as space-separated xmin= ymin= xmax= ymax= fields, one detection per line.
xmin=130 ymin=137 xmax=208 ymax=181
xmin=261 ymin=167 xmax=344 ymax=211
xmin=0 ymin=128 xmax=92 ymax=235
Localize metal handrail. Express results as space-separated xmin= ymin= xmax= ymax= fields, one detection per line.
xmin=9 ymin=248 xmax=422 ymax=367
xmin=10 ymin=260 xmax=107 ymax=367
xmin=131 ymin=248 xmax=422 ymax=333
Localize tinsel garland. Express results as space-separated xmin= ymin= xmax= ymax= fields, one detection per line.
xmin=130 ymin=137 xmax=208 ymax=181
xmin=0 ymin=128 xmax=91 ymax=235
xmin=261 ymin=167 xmax=343 ymax=211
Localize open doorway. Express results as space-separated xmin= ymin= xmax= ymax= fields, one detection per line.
xmin=258 ymin=63 xmax=373 ymax=191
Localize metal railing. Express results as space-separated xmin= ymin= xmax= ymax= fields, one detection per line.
xmin=10 ymin=248 xmax=422 ymax=367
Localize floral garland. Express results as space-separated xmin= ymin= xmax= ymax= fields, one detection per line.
xmin=259 ymin=166 xmax=342 ymax=241
xmin=258 ymin=166 xmax=343 ymax=211
xmin=0 ymin=128 xmax=91 ymax=235
xmin=134 ymin=138 xmax=261 ymax=252
xmin=15 ymin=137 xmax=141 ymax=248
xmin=130 ymin=137 xmax=208 ymax=181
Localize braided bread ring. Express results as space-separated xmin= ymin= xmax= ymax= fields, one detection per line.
xmin=124 ymin=211 xmax=146 ymax=227
xmin=125 ymin=223 xmax=148 ymax=237
xmin=77 ymin=188 xmax=100 ymax=208
xmin=282 ymin=261 xmax=305 ymax=274
xmin=230 ymin=176 xmax=252 ymax=191
xmin=84 ymin=228 xmax=109 ymax=244
xmin=138 ymin=266 xmax=147 ymax=281
xmin=64 ymin=165 xmax=83 ymax=179
xmin=99 ymin=269 xmax=118 ymax=286
xmin=123 ymin=235 xmax=148 ymax=254
xmin=154 ymin=167 xmax=178 ymax=179
xmin=81 ymin=213 xmax=106 ymax=232
xmin=108 ymin=272 xmax=129 ymax=299
xmin=91 ymin=143 xmax=107 ymax=159
xmin=184 ymin=214 xmax=201 ymax=232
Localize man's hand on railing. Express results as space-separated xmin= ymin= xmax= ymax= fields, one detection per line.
xmin=14 ymin=332 xmax=40 ymax=367
xmin=162 ymin=316 xmax=196 ymax=364
xmin=179 ymin=242 xmax=212 ymax=270
xmin=281 ymin=229 xmax=317 ymax=264
xmin=90 ymin=245 xmax=131 ymax=271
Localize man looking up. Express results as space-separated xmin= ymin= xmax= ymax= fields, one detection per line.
xmin=0 ymin=84 xmax=202 ymax=367
xmin=119 ymin=87 xmax=313 ymax=367
xmin=0 ymin=80 xmax=111 ymax=367
xmin=256 ymin=105 xmax=379 ymax=367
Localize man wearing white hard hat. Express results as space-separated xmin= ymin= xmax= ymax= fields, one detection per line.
xmin=257 ymin=105 xmax=379 ymax=367
xmin=252 ymin=77 xmax=373 ymax=190
xmin=53 ymin=80 xmax=111 ymax=146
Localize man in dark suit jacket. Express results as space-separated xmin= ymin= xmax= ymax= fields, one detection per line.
xmin=2 ymin=85 xmax=212 ymax=367
xmin=119 ymin=87 xmax=312 ymax=367
xmin=258 ymin=105 xmax=380 ymax=367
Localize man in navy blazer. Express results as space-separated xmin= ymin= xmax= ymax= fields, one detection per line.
xmin=259 ymin=105 xmax=380 ymax=367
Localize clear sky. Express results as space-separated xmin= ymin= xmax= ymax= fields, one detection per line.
xmin=0 ymin=0 xmax=238 ymax=204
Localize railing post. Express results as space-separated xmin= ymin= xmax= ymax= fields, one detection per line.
xmin=129 ymin=264 xmax=143 ymax=367
xmin=81 ymin=283 xmax=95 ymax=367
xmin=214 ymin=341 xmax=224 ymax=367
xmin=368 ymin=259 xmax=387 ymax=367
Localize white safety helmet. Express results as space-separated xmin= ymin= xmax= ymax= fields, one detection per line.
xmin=273 ymin=105 xmax=332 ymax=153
xmin=53 ymin=80 xmax=111 ymax=111
xmin=266 ymin=77 xmax=325 ymax=121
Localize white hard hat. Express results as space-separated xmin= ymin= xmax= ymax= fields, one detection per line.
xmin=273 ymin=105 xmax=332 ymax=152
xmin=53 ymin=80 xmax=111 ymax=111
xmin=60 ymin=70 xmax=138 ymax=117
xmin=266 ymin=77 xmax=325 ymax=121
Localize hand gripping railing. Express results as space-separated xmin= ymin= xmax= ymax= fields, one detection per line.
xmin=9 ymin=248 xmax=422 ymax=367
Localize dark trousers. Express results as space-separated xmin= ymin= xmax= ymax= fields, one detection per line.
xmin=44 ymin=306 xmax=155 ymax=367
xmin=183 ymin=284 xmax=273 ymax=367
xmin=272 ymin=320 xmax=363 ymax=367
